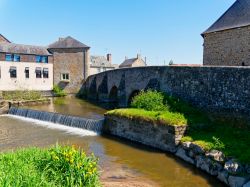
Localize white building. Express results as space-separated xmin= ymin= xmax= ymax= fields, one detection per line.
xmin=0 ymin=34 xmax=53 ymax=91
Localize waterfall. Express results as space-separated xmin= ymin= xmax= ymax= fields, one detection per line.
xmin=8 ymin=107 xmax=104 ymax=133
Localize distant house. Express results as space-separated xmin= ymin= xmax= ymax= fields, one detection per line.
xmin=48 ymin=36 xmax=90 ymax=93
xmin=119 ymin=54 xmax=146 ymax=68
xmin=0 ymin=34 xmax=53 ymax=91
xmin=89 ymin=54 xmax=118 ymax=75
xmin=202 ymin=0 xmax=250 ymax=66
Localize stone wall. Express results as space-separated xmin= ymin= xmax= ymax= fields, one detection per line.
xmin=81 ymin=66 xmax=250 ymax=119
xmin=103 ymin=114 xmax=187 ymax=153
xmin=203 ymin=26 xmax=250 ymax=66
xmin=175 ymin=142 xmax=250 ymax=187
xmin=53 ymin=49 xmax=89 ymax=94
xmin=104 ymin=114 xmax=250 ymax=187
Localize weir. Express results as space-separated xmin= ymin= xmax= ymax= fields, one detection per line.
xmin=8 ymin=107 xmax=104 ymax=133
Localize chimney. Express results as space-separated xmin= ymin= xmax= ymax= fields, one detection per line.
xmin=125 ymin=56 xmax=128 ymax=60
xmin=107 ymin=54 xmax=112 ymax=62
xmin=137 ymin=54 xmax=141 ymax=59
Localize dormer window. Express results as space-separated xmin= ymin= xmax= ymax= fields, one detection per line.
xmin=6 ymin=54 xmax=12 ymax=61
xmin=36 ymin=56 xmax=48 ymax=63
xmin=14 ymin=54 xmax=20 ymax=62
xmin=5 ymin=54 xmax=20 ymax=62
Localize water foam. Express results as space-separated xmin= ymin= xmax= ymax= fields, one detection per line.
xmin=3 ymin=114 xmax=98 ymax=137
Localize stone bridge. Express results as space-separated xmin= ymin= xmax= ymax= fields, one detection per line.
xmin=80 ymin=66 xmax=250 ymax=117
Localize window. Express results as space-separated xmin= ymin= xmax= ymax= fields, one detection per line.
xmin=10 ymin=66 xmax=17 ymax=78
xmin=25 ymin=67 xmax=29 ymax=78
xmin=35 ymin=67 xmax=42 ymax=78
xmin=43 ymin=68 xmax=49 ymax=78
xmin=6 ymin=54 xmax=13 ymax=61
xmin=61 ymin=73 xmax=69 ymax=81
xmin=36 ymin=56 xmax=48 ymax=63
xmin=5 ymin=54 xmax=20 ymax=62
xmin=13 ymin=54 xmax=20 ymax=62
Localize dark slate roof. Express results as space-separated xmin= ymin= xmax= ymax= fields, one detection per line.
xmin=0 ymin=42 xmax=51 ymax=55
xmin=202 ymin=0 xmax=250 ymax=36
xmin=119 ymin=58 xmax=138 ymax=67
xmin=0 ymin=34 xmax=11 ymax=43
xmin=48 ymin=36 xmax=89 ymax=49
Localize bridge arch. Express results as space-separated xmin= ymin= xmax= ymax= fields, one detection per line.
xmin=128 ymin=90 xmax=140 ymax=106
xmin=109 ymin=86 xmax=118 ymax=103
xmin=88 ymin=77 xmax=98 ymax=100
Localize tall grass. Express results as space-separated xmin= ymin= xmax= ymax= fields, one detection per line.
xmin=2 ymin=91 xmax=43 ymax=101
xmin=0 ymin=145 xmax=100 ymax=187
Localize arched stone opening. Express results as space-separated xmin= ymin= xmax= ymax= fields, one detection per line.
xmin=109 ymin=86 xmax=118 ymax=102
xmin=109 ymin=86 xmax=119 ymax=108
xmin=88 ymin=77 xmax=98 ymax=100
xmin=128 ymin=90 xmax=140 ymax=106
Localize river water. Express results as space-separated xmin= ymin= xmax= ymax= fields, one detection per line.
xmin=0 ymin=97 xmax=224 ymax=187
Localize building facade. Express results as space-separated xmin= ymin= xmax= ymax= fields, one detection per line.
xmin=89 ymin=54 xmax=118 ymax=75
xmin=202 ymin=0 xmax=250 ymax=66
xmin=0 ymin=35 xmax=90 ymax=93
xmin=119 ymin=54 xmax=146 ymax=68
xmin=48 ymin=36 xmax=90 ymax=94
xmin=0 ymin=35 xmax=53 ymax=91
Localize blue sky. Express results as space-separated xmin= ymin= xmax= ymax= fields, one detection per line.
xmin=0 ymin=0 xmax=235 ymax=65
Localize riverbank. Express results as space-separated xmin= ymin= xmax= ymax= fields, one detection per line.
xmin=103 ymin=90 xmax=250 ymax=187
xmin=104 ymin=112 xmax=250 ymax=186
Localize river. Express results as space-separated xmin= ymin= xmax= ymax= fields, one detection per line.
xmin=0 ymin=96 xmax=224 ymax=187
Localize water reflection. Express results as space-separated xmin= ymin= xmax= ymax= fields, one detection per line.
xmin=24 ymin=96 xmax=106 ymax=119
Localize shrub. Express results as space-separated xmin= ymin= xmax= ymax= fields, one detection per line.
xmin=53 ymin=85 xmax=66 ymax=97
xmin=131 ymin=90 xmax=168 ymax=111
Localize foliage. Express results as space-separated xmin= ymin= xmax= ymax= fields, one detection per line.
xmin=131 ymin=90 xmax=168 ymax=111
xmin=53 ymin=85 xmax=66 ymax=97
xmin=109 ymin=90 xmax=250 ymax=163
xmin=106 ymin=108 xmax=187 ymax=126
xmin=2 ymin=90 xmax=43 ymax=101
xmin=0 ymin=145 xmax=100 ymax=187
xmin=165 ymin=95 xmax=250 ymax=163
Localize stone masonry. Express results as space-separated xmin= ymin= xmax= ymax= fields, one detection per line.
xmin=52 ymin=49 xmax=89 ymax=93
xmin=104 ymin=114 xmax=187 ymax=153
xmin=203 ymin=26 xmax=250 ymax=66
xmin=81 ymin=66 xmax=250 ymax=120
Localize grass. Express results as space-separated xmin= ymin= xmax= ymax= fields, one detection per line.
xmin=0 ymin=145 xmax=100 ymax=187
xmin=107 ymin=91 xmax=250 ymax=163
xmin=106 ymin=108 xmax=187 ymax=126
xmin=163 ymin=95 xmax=250 ymax=163
xmin=2 ymin=91 xmax=44 ymax=101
